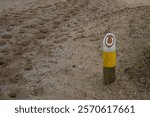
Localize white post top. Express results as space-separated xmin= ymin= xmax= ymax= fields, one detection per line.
xmin=103 ymin=33 xmax=116 ymax=52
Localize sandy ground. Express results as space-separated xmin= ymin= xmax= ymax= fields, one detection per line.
xmin=0 ymin=0 xmax=150 ymax=99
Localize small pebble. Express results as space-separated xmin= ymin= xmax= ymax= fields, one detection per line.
xmin=72 ymin=65 xmax=76 ymax=68
xmin=24 ymin=64 xmax=32 ymax=70
xmin=8 ymin=92 xmax=16 ymax=98
xmin=1 ymin=33 xmax=12 ymax=38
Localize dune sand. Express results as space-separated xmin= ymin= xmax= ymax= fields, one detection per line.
xmin=0 ymin=0 xmax=150 ymax=99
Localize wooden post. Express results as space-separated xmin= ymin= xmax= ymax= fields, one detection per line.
xmin=103 ymin=33 xmax=116 ymax=85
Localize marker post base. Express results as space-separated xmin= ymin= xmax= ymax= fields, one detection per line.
xmin=103 ymin=67 xmax=115 ymax=85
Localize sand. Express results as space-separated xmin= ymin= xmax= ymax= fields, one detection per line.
xmin=0 ymin=0 xmax=150 ymax=99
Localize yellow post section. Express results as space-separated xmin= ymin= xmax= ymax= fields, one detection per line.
xmin=103 ymin=51 xmax=116 ymax=68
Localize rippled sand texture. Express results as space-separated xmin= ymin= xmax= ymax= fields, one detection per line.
xmin=0 ymin=0 xmax=150 ymax=99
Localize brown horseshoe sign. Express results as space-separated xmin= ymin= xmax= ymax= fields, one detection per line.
xmin=103 ymin=33 xmax=116 ymax=52
xmin=105 ymin=35 xmax=114 ymax=48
